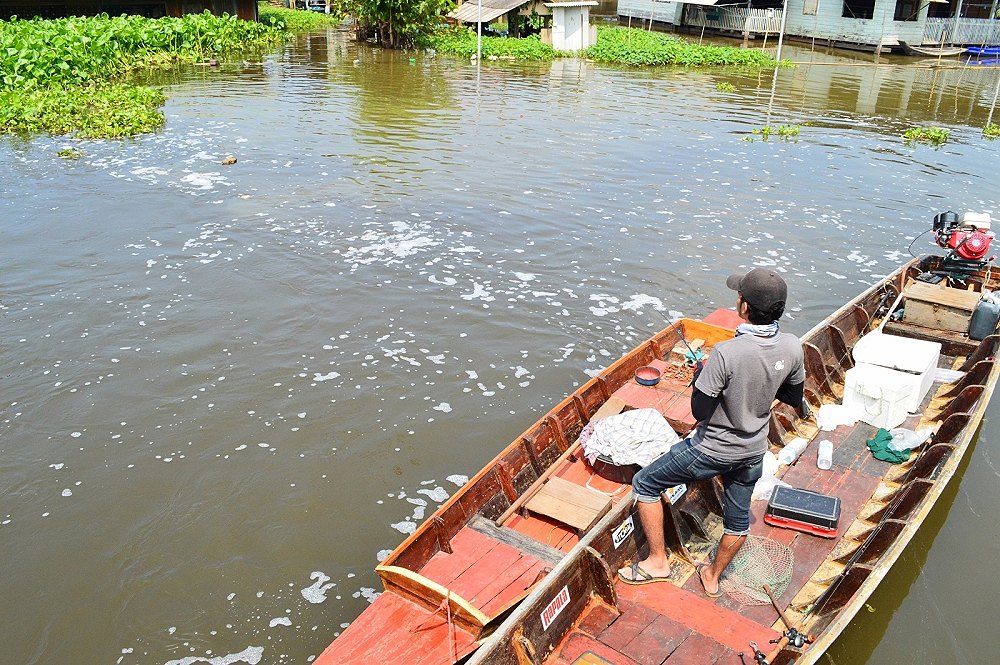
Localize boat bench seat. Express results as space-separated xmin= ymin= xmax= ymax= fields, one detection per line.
xmin=522 ymin=476 xmax=612 ymax=535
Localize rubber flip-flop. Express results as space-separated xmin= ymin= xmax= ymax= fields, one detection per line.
xmin=617 ymin=562 xmax=670 ymax=586
xmin=696 ymin=563 xmax=723 ymax=598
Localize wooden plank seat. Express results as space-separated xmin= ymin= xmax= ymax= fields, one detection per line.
xmin=497 ymin=397 xmax=627 ymax=532
xmin=522 ymin=475 xmax=613 ymax=535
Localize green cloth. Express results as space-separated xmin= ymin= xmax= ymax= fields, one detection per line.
xmin=866 ymin=428 xmax=910 ymax=463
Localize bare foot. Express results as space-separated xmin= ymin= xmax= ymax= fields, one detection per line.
xmin=697 ymin=563 xmax=722 ymax=598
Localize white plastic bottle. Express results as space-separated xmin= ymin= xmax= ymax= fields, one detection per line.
xmin=817 ymin=440 xmax=833 ymax=470
xmin=777 ymin=437 xmax=809 ymax=465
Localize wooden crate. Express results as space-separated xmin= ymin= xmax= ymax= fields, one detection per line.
xmin=903 ymin=281 xmax=980 ymax=333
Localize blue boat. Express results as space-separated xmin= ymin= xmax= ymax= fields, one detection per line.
xmin=967 ymin=46 xmax=1000 ymax=57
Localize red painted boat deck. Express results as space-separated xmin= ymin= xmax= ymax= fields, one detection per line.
xmin=421 ymin=527 xmax=552 ymax=616
xmin=555 ymin=582 xmax=782 ymax=664
xmin=315 ymin=589 xmax=480 ymax=663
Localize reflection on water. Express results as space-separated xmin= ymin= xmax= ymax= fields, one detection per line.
xmin=1 ymin=27 xmax=1000 ymax=665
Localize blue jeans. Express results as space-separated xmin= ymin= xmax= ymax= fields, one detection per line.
xmin=632 ymin=439 xmax=763 ymax=536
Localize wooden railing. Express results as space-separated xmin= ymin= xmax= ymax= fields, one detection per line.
xmin=685 ymin=5 xmax=784 ymax=35
xmin=925 ymin=17 xmax=1000 ymax=46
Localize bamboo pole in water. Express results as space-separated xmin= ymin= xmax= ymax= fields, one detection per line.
xmin=987 ymin=71 xmax=1000 ymax=127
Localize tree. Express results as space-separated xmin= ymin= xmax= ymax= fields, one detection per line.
xmin=342 ymin=0 xmax=455 ymax=48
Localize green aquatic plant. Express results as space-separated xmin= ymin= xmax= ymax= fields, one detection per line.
xmin=585 ymin=26 xmax=781 ymax=67
xmin=0 ymin=84 xmax=167 ymax=137
xmin=57 ymin=147 xmax=83 ymax=159
xmin=903 ymin=126 xmax=948 ymax=146
xmin=419 ymin=28 xmax=559 ymax=60
xmin=422 ymin=25 xmax=785 ymax=66
xmin=983 ymin=123 xmax=1000 ymax=139
xmin=716 ymin=82 xmax=737 ymax=92
xmin=0 ymin=12 xmax=286 ymax=138
xmin=749 ymin=124 xmax=800 ymax=140
xmin=259 ymin=5 xmax=343 ymax=32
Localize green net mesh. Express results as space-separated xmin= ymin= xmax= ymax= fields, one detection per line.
xmin=717 ymin=534 xmax=794 ymax=606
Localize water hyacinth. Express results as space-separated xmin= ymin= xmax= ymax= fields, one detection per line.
xmin=0 ymin=12 xmax=288 ymax=137
xmin=0 ymin=12 xmax=285 ymax=90
xmin=585 ymin=26 xmax=780 ymax=67
xmin=421 ymin=25 xmax=780 ymax=68
xmin=420 ymin=28 xmax=560 ymax=60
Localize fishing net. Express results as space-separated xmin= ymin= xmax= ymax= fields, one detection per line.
xmin=717 ymin=534 xmax=794 ymax=606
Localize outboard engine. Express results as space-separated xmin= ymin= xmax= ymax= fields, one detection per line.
xmin=933 ymin=210 xmax=995 ymax=274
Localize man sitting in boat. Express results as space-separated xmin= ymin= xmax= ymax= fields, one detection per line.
xmin=619 ymin=268 xmax=806 ymax=597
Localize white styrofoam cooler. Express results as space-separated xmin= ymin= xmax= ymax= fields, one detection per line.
xmin=852 ymin=331 xmax=941 ymax=412
xmin=843 ymin=364 xmax=915 ymax=429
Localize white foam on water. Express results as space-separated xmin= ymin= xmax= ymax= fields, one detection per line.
xmin=313 ymin=372 xmax=340 ymax=382
xmin=62 ymin=489 xmax=72 ymax=497
xmin=417 ymin=486 xmax=449 ymax=503
xmin=446 ymin=475 xmax=468 ymax=487
xmin=180 ymin=172 xmax=229 ymax=191
xmin=163 ymin=645 xmax=263 ymax=665
xmin=268 ymin=617 xmax=292 ymax=628
xmin=428 ymin=275 xmax=457 ymax=286
xmin=301 ymin=572 xmax=335 ymax=604
xmin=433 ymin=402 xmax=452 ymax=413
xmin=391 ymin=520 xmax=416 ymax=534
xmin=461 ymin=282 xmax=494 ymax=302
xmin=620 ymin=294 xmax=665 ymax=312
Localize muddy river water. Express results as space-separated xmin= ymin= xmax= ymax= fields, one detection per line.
xmin=2 ymin=25 xmax=1000 ymax=665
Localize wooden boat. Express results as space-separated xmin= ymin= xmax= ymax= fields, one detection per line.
xmin=898 ymin=41 xmax=966 ymax=57
xmin=315 ymin=253 xmax=999 ymax=665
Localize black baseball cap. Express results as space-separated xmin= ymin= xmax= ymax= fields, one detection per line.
xmin=726 ymin=268 xmax=787 ymax=313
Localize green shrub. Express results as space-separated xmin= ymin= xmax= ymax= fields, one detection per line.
xmin=983 ymin=122 xmax=1000 ymax=139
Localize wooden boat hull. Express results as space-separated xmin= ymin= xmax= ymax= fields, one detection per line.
xmin=899 ymin=41 xmax=966 ymax=57
xmin=316 ymin=256 xmax=999 ymax=665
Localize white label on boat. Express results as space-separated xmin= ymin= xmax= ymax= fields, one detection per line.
xmin=540 ymin=585 xmax=571 ymax=631
xmin=612 ymin=515 xmax=634 ymax=549
xmin=664 ymin=483 xmax=687 ymax=504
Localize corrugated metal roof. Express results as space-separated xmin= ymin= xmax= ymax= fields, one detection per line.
xmin=448 ymin=0 xmax=527 ymax=23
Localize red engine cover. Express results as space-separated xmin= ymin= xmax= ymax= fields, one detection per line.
xmin=948 ymin=229 xmax=992 ymax=260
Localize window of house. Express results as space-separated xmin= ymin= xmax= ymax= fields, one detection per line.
xmin=842 ymin=0 xmax=875 ymax=19
xmin=961 ymin=0 xmax=993 ymax=18
xmin=893 ymin=0 xmax=919 ymax=20
xmin=803 ymin=0 xmax=818 ymax=15
xmin=927 ymin=0 xmax=951 ymax=17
